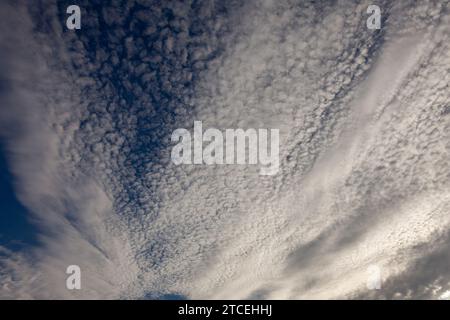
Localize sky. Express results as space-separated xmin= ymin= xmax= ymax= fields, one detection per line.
xmin=0 ymin=0 xmax=449 ymax=299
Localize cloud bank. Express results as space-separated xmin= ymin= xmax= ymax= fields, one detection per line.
xmin=0 ymin=0 xmax=449 ymax=299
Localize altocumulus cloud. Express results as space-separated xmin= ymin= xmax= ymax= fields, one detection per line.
xmin=0 ymin=0 xmax=449 ymax=299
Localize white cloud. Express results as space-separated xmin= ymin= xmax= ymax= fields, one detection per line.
xmin=0 ymin=0 xmax=449 ymax=299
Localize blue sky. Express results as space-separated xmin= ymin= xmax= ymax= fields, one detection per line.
xmin=0 ymin=145 xmax=38 ymax=251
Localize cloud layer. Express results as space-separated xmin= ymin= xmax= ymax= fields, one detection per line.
xmin=0 ymin=0 xmax=449 ymax=299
